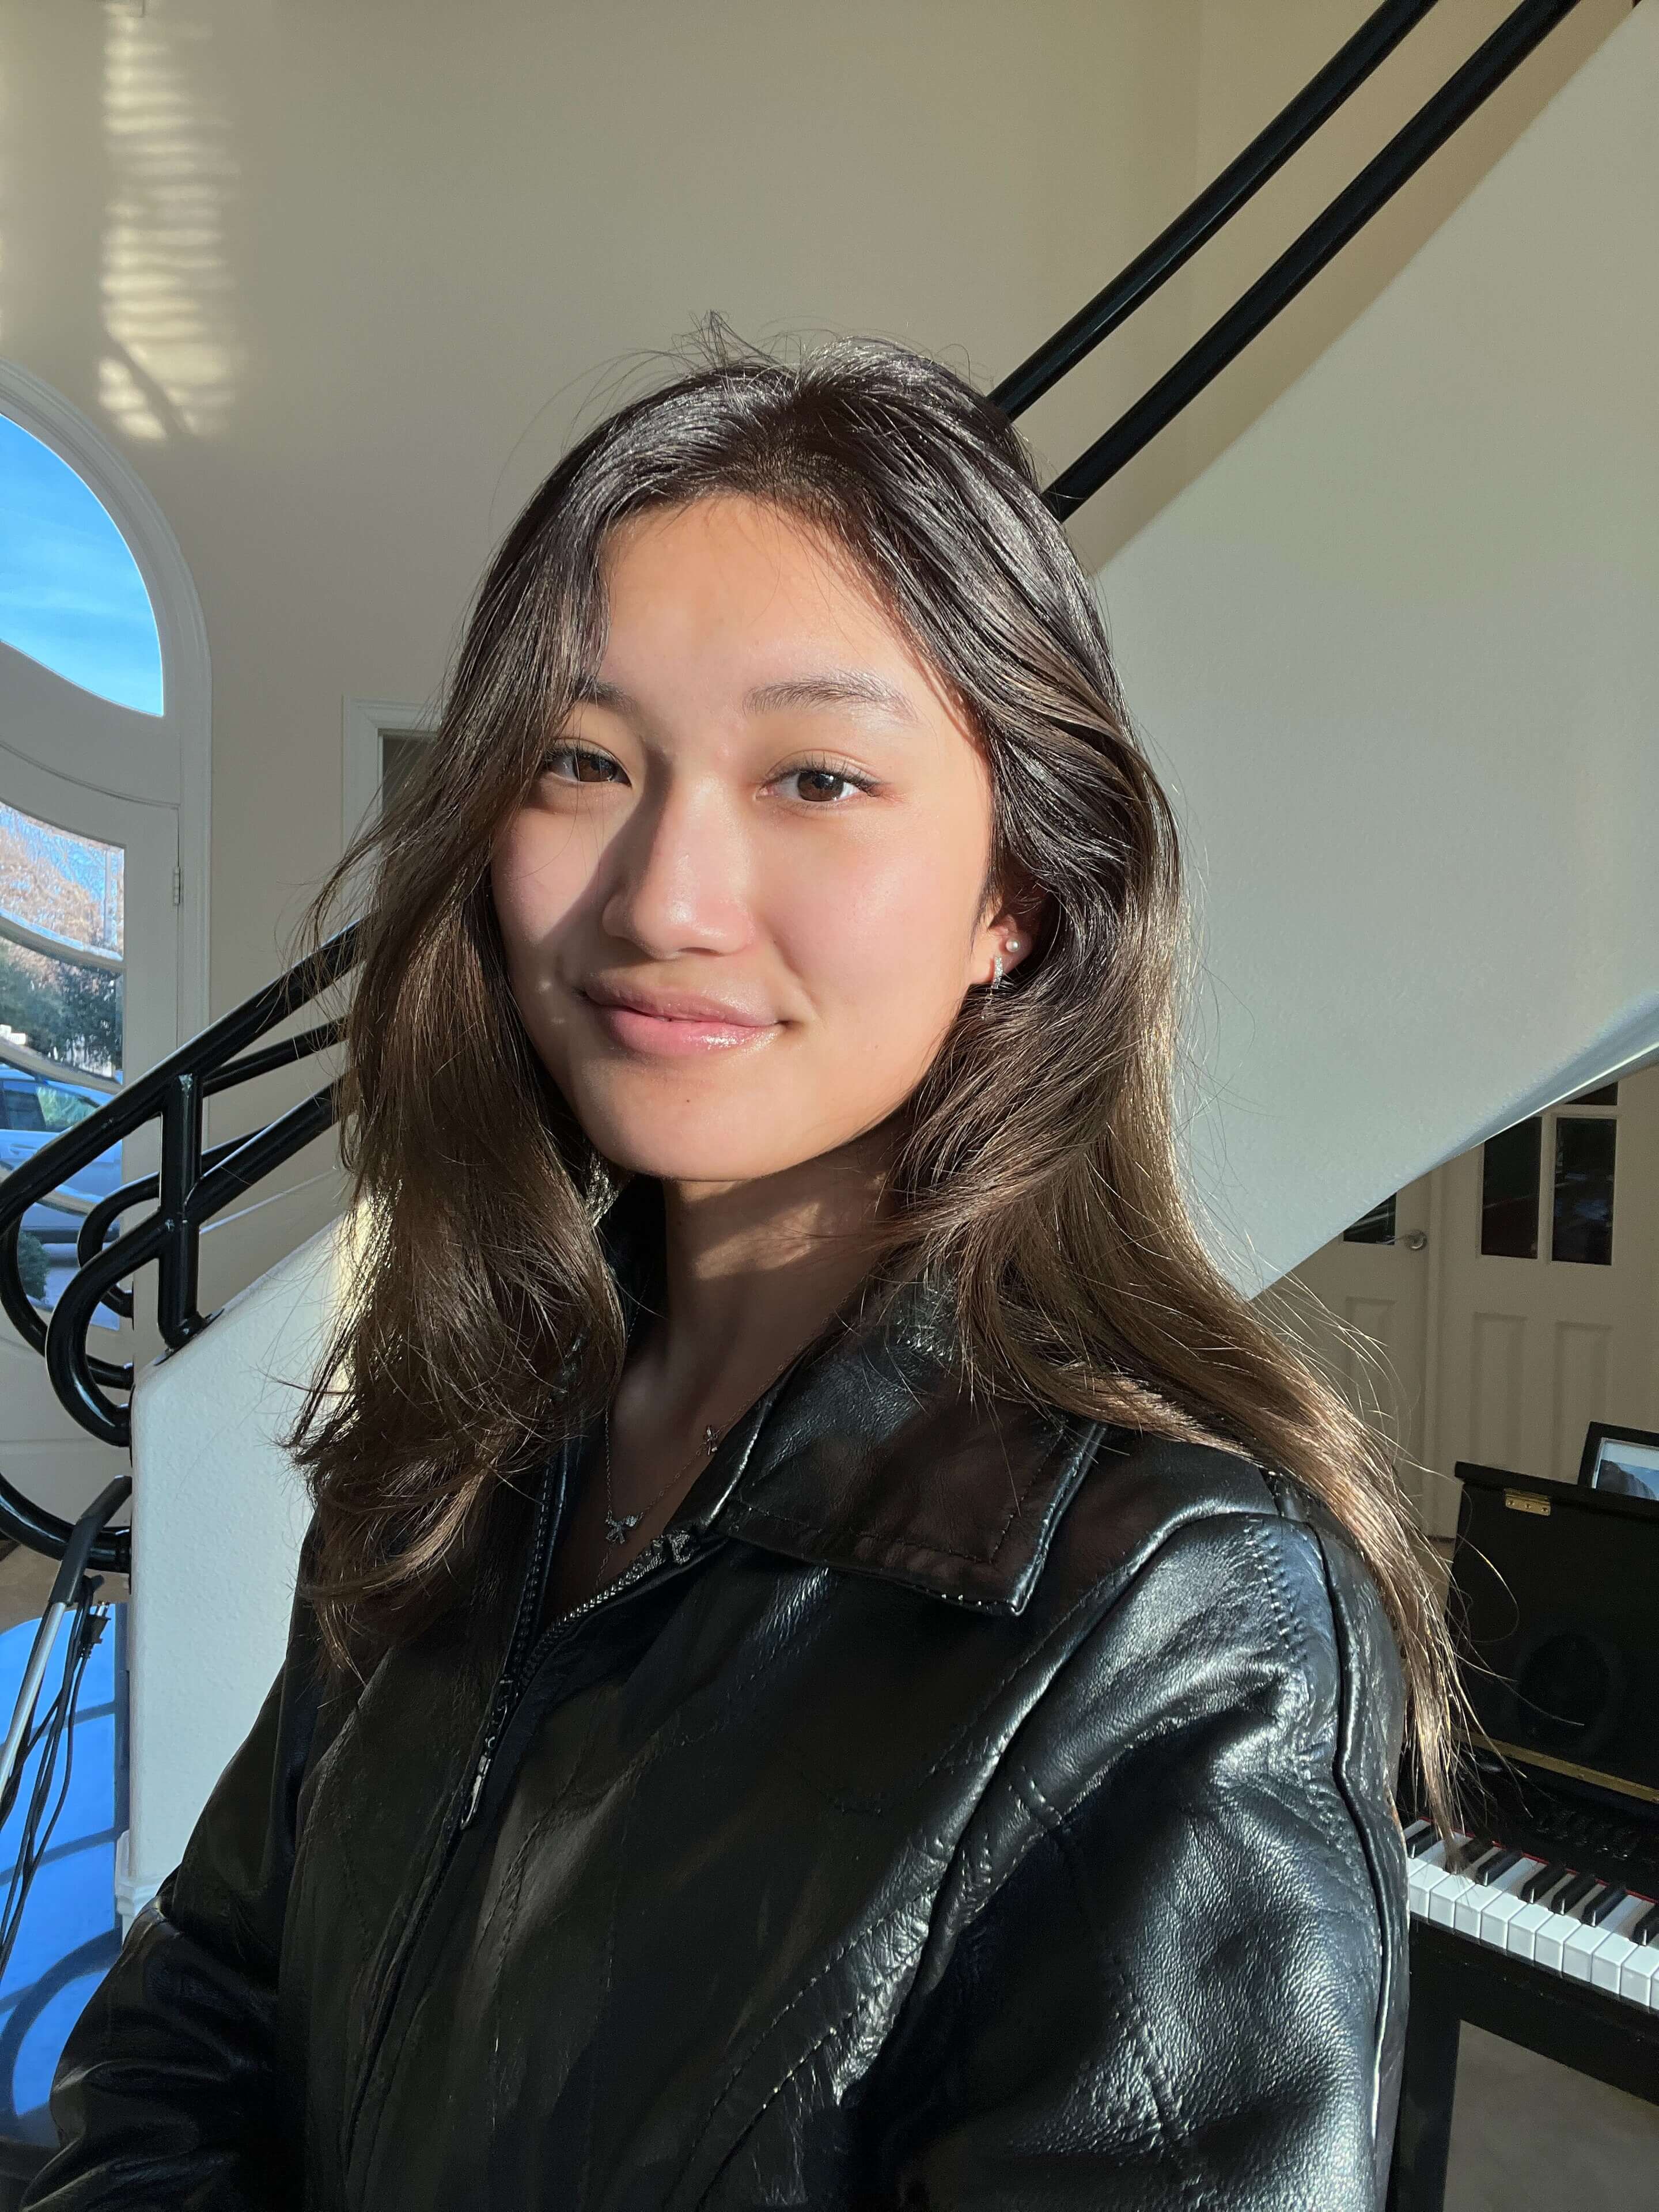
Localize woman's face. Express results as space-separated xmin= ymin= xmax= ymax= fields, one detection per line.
xmin=490 ymin=491 xmax=1031 ymax=1188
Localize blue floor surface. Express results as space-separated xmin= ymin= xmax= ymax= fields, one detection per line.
xmin=0 ymin=1605 xmax=122 ymax=2148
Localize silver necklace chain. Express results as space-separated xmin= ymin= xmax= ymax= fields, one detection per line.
xmin=601 ymin=1403 xmax=721 ymax=1548
xmin=596 ymin=1306 xmax=854 ymax=1556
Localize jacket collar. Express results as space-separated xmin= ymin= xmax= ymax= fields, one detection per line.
xmin=592 ymin=1173 xmax=1104 ymax=1616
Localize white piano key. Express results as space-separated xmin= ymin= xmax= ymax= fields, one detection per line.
xmin=1505 ymin=1887 xmax=1567 ymax=1965
xmin=1465 ymin=1855 xmax=1537 ymax=1947
xmin=1533 ymin=1897 xmax=1583 ymax=1975
xmin=1562 ymin=1894 xmax=1620 ymax=1982
xmin=1430 ymin=1868 xmax=1479 ymax=1928
xmin=1414 ymin=1833 xmax=1476 ymax=1927
xmin=1588 ymin=1893 xmax=1654 ymax=1994
xmin=1406 ymin=1839 xmax=1455 ymax=1915
xmin=1618 ymin=1939 xmax=1659 ymax=2012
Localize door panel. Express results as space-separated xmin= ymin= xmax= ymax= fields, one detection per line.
xmin=0 ymin=746 xmax=177 ymax=1525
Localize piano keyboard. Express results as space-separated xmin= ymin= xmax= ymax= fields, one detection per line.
xmin=1406 ymin=1820 xmax=1659 ymax=2012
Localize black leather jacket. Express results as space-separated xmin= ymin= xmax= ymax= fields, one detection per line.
xmin=24 ymin=1184 xmax=1410 ymax=2210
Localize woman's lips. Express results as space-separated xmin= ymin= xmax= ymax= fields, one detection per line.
xmin=584 ymin=996 xmax=779 ymax=1058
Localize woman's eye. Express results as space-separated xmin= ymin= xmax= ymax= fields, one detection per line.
xmin=540 ymin=743 xmax=623 ymax=785
xmin=774 ymin=759 xmax=874 ymax=806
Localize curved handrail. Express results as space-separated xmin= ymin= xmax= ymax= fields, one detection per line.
xmin=0 ymin=923 xmax=358 ymax=1568
xmin=1031 ymin=0 xmax=1584 ymax=518
xmin=991 ymin=0 xmax=1443 ymax=422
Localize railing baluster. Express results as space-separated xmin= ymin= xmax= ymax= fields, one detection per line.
xmin=0 ymin=923 xmax=360 ymax=1567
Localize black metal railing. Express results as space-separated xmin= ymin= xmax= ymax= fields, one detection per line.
xmin=0 ymin=0 xmax=1593 ymax=1566
xmin=0 ymin=926 xmax=358 ymax=1571
xmin=1012 ymin=0 xmax=1585 ymax=518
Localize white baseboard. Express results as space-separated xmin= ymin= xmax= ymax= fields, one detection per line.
xmin=113 ymin=1827 xmax=164 ymax=1940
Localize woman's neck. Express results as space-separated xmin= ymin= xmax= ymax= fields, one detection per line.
xmin=637 ymin=1135 xmax=894 ymax=1437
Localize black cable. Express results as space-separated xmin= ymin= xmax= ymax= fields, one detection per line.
xmin=0 ymin=1604 xmax=97 ymax=1962
xmin=0 ymin=1579 xmax=109 ymax=1983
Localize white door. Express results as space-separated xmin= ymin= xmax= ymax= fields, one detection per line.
xmin=1283 ymin=1172 xmax=1435 ymax=1518
xmin=1288 ymin=1063 xmax=1659 ymax=1540
xmin=0 ymin=757 xmax=179 ymax=1521
xmin=1425 ymin=1063 xmax=1659 ymax=1518
xmin=1 ymin=386 xmax=204 ymax=1528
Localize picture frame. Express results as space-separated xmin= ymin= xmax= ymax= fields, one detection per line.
xmin=1577 ymin=1421 xmax=1659 ymax=1500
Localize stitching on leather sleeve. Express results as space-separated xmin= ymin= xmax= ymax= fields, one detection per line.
xmin=1012 ymin=1765 xmax=1212 ymax=2211
xmin=1240 ymin=1517 xmax=1355 ymax=1866
xmin=692 ymin=1993 xmax=868 ymax=2212
xmin=678 ymin=1895 xmax=926 ymax=2180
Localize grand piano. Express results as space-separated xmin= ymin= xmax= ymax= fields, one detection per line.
xmin=1387 ymin=1461 xmax=1659 ymax=2209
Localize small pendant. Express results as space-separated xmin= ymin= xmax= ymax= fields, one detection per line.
xmin=704 ymin=1426 xmax=719 ymax=1454
xmin=603 ymin=1512 xmax=640 ymax=1546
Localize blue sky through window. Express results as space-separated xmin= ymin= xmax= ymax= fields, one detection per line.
xmin=0 ymin=416 xmax=163 ymax=716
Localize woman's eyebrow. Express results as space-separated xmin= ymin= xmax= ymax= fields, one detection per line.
xmin=570 ymin=670 xmax=918 ymax=726
xmin=743 ymin=671 xmax=919 ymax=725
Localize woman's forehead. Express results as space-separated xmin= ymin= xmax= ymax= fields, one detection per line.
xmin=590 ymin=496 xmax=959 ymax=730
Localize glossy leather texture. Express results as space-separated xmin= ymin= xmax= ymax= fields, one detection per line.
xmin=24 ymin=1175 xmax=1410 ymax=2209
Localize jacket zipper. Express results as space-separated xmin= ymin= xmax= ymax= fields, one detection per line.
xmin=460 ymin=1519 xmax=699 ymax=1825
xmin=340 ymin=1444 xmax=706 ymax=2184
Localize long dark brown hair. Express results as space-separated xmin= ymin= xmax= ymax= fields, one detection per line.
xmin=282 ymin=315 xmax=1463 ymax=1836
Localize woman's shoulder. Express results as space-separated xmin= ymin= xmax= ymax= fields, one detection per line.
xmin=1031 ymin=1421 xmax=1406 ymax=1726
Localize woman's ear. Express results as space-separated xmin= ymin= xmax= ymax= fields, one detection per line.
xmin=983 ymin=880 xmax=1048 ymax=982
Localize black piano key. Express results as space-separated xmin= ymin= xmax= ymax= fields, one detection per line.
xmin=1552 ymin=1871 xmax=1597 ymax=1916
xmin=1582 ymin=1884 xmax=1628 ymax=1929
xmin=1405 ymin=1825 xmax=1442 ymax=1859
xmin=1521 ymin=1861 xmax=1571 ymax=1905
xmin=1460 ymin=1843 xmax=1502 ymax=1880
xmin=1632 ymin=1902 xmax=1659 ymax=1948
xmin=1475 ymin=1848 xmax=1524 ymax=1887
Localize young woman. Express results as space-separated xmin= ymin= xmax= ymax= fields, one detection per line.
xmin=25 ymin=325 xmax=1459 ymax=2210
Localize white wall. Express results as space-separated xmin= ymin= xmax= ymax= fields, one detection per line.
xmin=1101 ymin=1 xmax=1659 ymax=1295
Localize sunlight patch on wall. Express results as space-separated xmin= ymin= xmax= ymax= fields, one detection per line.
xmin=99 ymin=2 xmax=242 ymax=440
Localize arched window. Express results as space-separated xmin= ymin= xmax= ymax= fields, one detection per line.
xmin=0 ymin=414 xmax=163 ymax=715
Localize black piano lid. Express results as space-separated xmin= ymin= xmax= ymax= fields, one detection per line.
xmin=1451 ymin=1461 xmax=1659 ymax=1810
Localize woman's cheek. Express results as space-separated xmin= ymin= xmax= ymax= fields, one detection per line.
xmin=774 ymin=856 xmax=970 ymax=1070
xmin=491 ymin=813 xmax=583 ymax=955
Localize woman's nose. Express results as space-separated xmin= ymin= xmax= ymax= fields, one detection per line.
xmin=598 ymin=774 xmax=750 ymax=959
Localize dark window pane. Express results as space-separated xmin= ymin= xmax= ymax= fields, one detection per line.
xmin=1567 ymin=1082 xmax=1618 ymax=1107
xmin=1482 ymin=1118 xmax=1541 ymax=1258
xmin=1343 ymin=1194 xmax=1396 ymax=1244
xmin=1552 ymin=1117 xmax=1615 ymax=1266
xmin=380 ymin=733 xmax=429 ymax=813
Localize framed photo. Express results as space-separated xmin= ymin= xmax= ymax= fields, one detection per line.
xmin=1578 ymin=1421 xmax=1659 ymax=1500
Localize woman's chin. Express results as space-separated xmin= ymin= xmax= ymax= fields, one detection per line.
xmin=578 ymin=1114 xmax=882 ymax=1190
xmin=577 ymin=1122 xmax=819 ymax=1188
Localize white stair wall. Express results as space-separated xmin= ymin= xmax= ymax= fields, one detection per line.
xmin=1099 ymin=2 xmax=1659 ymax=1296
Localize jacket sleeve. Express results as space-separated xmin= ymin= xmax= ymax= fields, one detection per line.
xmin=869 ymin=1505 xmax=1410 ymax=2212
xmin=21 ymin=1510 xmax=336 ymax=2211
